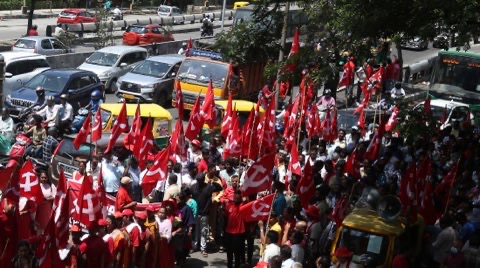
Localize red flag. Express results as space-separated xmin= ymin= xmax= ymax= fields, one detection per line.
xmin=125 ymin=104 xmax=141 ymax=150
xmin=296 ymin=160 xmax=314 ymax=208
xmin=321 ymin=109 xmax=337 ymax=142
xmin=354 ymin=93 xmax=370 ymax=115
xmin=441 ymin=105 xmax=448 ymax=124
xmin=338 ymin=65 xmax=353 ymax=89
xmin=367 ymin=66 xmax=384 ymax=94
xmin=19 ymin=160 xmax=44 ymax=206
xmin=95 ymin=166 xmax=108 ymax=218
xmin=104 ymin=101 xmax=128 ymax=154
xmin=185 ymin=95 xmax=204 ymax=141
xmin=135 ymin=118 xmax=154 ymax=170
xmin=73 ymin=112 xmax=91 ymax=150
xmin=36 ymin=214 xmax=62 ymax=268
xmin=307 ymin=102 xmax=321 ymax=139
xmin=357 ymin=107 xmax=366 ymax=130
xmin=53 ymin=169 xmax=67 ymax=211
xmin=241 ymin=108 xmax=257 ymax=159
xmin=385 ymin=106 xmax=400 ymax=131
xmin=175 ymin=80 xmax=184 ymax=119
xmin=201 ymin=80 xmax=215 ymax=128
xmin=54 ymin=184 xmax=70 ymax=249
xmin=259 ymin=94 xmax=276 ymax=155
xmin=185 ymin=38 xmax=192 ymax=57
xmin=419 ymin=180 xmax=436 ymax=225
xmin=221 ymin=92 xmax=233 ymax=138
xmin=91 ymin=107 xmax=103 ymax=142
xmin=399 ymin=161 xmax=417 ymax=223
xmin=170 ymin=120 xmax=188 ymax=161
xmin=141 ymin=146 xmax=170 ymax=197
xmin=283 ymin=100 xmax=292 ymax=134
xmin=224 ymin=106 xmax=242 ymax=158
xmin=287 ymin=141 xmax=302 ymax=185
xmin=0 ymin=166 xmax=16 ymax=193
xmin=284 ymin=27 xmax=300 ymax=72
xmin=240 ymin=153 xmax=275 ymax=196
xmin=424 ymin=96 xmax=432 ymax=115
xmin=344 ymin=149 xmax=361 ymax=180
xmin=364 ymin=117 xmax=385 ymax=160
xmin=239 ymin=193 xmax=275 ymax=222
xmin=73 ymin=176 xmax=102 ymax=227
xmin=331 ymin=195 xmax=349 ymax=226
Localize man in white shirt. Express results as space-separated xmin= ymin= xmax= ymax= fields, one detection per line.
xmin=0 ymin=108 xmax=14 ymax=142
xmin=280 ymin=245 xmax=295 ymax=268
xmin=36 ymin=96 xmax=60 ymax=128
xmin=262 ymin=230 xmax=281 ymax=262
xmin=390 ymin=82 xmax=406 ymax=100
xmin=187 ymin=139 xmax=203 ymax=164
xmin=182 ymin=162 xmax=198 ymax=187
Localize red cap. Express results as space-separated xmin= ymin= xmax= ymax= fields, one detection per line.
xmin=192 ymin=139 xmax=201 ymax=147
xmin=162 ymin=198 xmax=177 ymax=211
xmin=334 ymin=246 xmax=353 ymax=257
xmin=71 ymin=224 xmax=81 ymax=232
xmin=113 ymin=211 xmax=123 ymax=219
xmin=122 ymin=209 xmax=134 ymax=217
xmin=169 ymin=156 xmax=177 ymax=164
xmin=305 ymin=205 xmax=320 ymax=220
xmin=135 ymin=211 xmax=147 ymax=220
xmin=98 ymin=219 xmax=108 ymax=226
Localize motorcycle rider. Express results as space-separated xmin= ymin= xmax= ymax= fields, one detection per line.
xmin=178 ymin=42 xmax=188 ymax=55
xmin=201 ymin=14 xmax=213 ymax=36
xmin=84 ymin=90 xmax=104 ymax=113
xmin=112 ymin=6 xmax=122 ymax=20
xmin=28 ymin=86 xmax=48 ymax=112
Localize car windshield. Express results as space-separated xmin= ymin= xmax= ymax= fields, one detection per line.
xmin=158 ymin=7 xmax=171 ymax=13
xmin=131 ymin=60 xmax=171 ymax=78
xmin=14 ymin=39 xmax=36 ymax=49
xmin=60 ymin=11 xmax=78 ymax=17
xmin=25 ymin=72 xmax=69 ymax=92
xmin=126 ymin=26 xmax=148 ymax=34
xmin=86 ymin=52 xmax=119 ymax=66
xmin=177 ymin=59 xmax=228 ymax=88
xmin=336 ymin=227 xmax=389 ymax=266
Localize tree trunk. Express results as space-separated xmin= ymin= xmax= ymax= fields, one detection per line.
xmin=395 ymin=41 xmax=404 ymax=82
xmin=27 ymin=0 xmax=36 ymax=35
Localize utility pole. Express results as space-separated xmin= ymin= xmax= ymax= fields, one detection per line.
xmin=274 ymin=1 xmax=290 ymax=111
xmin=221 ymin=0 xmax=226 ymax=31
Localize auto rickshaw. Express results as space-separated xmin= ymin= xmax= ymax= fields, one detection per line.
xmin=100 ymin=103 xmax=172 ymax=147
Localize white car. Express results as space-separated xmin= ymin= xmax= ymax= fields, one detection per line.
xmin=157 ymin=5 xmax=184 ymax=24
xmin=0 ymin=52 xmax=50 ymax=101
xmin=414 ymin=99 xmax=474 ymax=129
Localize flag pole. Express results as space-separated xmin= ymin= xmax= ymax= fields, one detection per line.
xmin=444 ymin=158 xmax=461 ymax=215
xmin=260 ymin=190 xmax=278 ymax=260
xmin=297 ymin=80 xmax=306 ymax=145
xmin=246 ymin=107 xmax=256 ymax=163
xmin=373 ymin=94 xmax=381 ymax=127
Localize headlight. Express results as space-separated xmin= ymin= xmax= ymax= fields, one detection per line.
xmin=5 ymin=95 xmax=11 ymax=104
xmin=100 ymin=71 xmax=113 ymax=78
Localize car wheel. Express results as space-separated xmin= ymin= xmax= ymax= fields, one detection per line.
xmin=108 ymin=78 xmax=118 ymax=94
xmin=154 ymin=90 xmax=168 ymax=107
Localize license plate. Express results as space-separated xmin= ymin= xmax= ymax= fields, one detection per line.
xmin=123 ymin=94 xmax=135 ymax=100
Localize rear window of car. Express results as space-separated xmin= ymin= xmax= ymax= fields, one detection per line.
xmin=126 ymin=26 xmax=148 ymax=34
xmin=5 ymin=59 xmax=49 ymax=76
xmin=60 ymin=11 xmax=78 ymax=17
xmin=158 ymin=6 xmax=171 ymax=13
xmin=14 ymin=39 xmax=36 ymax=49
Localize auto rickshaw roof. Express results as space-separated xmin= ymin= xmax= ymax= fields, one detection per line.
xmin=215 ymin=100 xmax=265 ymax=113
xmin=100 ymin=103 xmax=172 ymax=120
xmin=342 ymin=208 xmax=406 ymax=237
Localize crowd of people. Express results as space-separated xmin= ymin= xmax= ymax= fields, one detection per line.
xmin=0 ymin=52 xmax=479 ymax=268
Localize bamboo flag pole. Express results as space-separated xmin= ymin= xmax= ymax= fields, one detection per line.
xmin=373 ymin=94 xmax=381 ymax=127
xmin=260 ymin=190 xmax=278 ymax=260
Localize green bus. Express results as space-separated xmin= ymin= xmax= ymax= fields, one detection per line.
xmin=429 ymin=49 xmax=480 ymax=125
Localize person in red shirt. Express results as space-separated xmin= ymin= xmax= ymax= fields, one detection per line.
xmin=222 ymin=175 xmax=240 ymax=202
xmin=135 ymin=211 xmax=152 ymax=268
xmin=78 ymin=222 xmax=112 ymax=268
xmin=122 ymin=209 xmax=141 ymax=268
xmin=223 ymin=190 xmax=245 ymax=268
xmin=0 ymin=200 xmax=17 ymax=268
xmin=115 ymin=176 xmax=137 ymax=212
xmin=98 ymin=219 xmax=114 ymax=256
xmin=197 ymin=148 xmax=209 ymax=173
xmin=27 ymin=25 xmax=38 ymax=36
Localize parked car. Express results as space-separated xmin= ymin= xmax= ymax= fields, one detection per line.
xmin=122 ymin=24 xmax=175 ymax=46
xmin=50 ymin=132 xmax=128 ymax=181
xmin=400 ymin=36 xmax=429 ymax=50
xmin=57 ymin=9 xmax=97 ymax=24
xmin=0 ymin=52 xmax=50 ymax=101
xmin=4 ymin=69 xmax=104 ymax=118
xmin=77 ymin=46 xmax=148 ymax=93
xmin=116 ymin=54 xmax=183 ymax=106
xmin=12 ymin=36 xmax=72 ymax=56
xmin=413 ymin=99 xmax=474 ymax=129
xmin=157 ymin=5 xmax=184 ymax=24
xmin=433 ymin=34 xmax=448 ymax=48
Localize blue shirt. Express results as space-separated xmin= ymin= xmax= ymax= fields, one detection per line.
xmin=101 ymin=159 xmax=124 ymax=193
xmin=89 ymin=99 xmax=103 ymax=114
xmin=272 ymin=193 xmax=287 ymax=216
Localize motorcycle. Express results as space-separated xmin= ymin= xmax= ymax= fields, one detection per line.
xmin=9 ymin=134 xmax=32 ymax=161
xmin=200 ymin=26 xmax=214 ymax=37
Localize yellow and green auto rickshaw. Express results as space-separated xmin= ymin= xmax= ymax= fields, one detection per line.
xmin=100 ymin=103 xmax=172 ymax=147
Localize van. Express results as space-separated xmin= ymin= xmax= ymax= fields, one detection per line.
xmin=0 ymin=52 xmax=50 ymax=101
xmin=99 ymin=103 xmax=172 ymax=147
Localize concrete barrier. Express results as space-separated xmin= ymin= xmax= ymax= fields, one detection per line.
xmin=213 ymin=12 xmax=221 ymax=21
xmin=184 ymin=14 xmax=195 ymax=23
xmin=46 ymin=52 xmax=93 ymax=69
xmin=194 ymin=14 xmax=204 ymax=23
xmin=162 ymin=17 xmax=174 ymax=25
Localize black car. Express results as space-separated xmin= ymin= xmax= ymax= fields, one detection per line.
xmin=4 ymin=68 xmax=104 ymax=118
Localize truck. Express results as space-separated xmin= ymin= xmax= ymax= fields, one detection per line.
xmin=172 ymin=49 xmax=265 ymax=109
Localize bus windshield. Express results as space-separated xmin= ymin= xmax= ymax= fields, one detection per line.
xmin=432 ymin=53 xmax=480 ymax=93
xmin=336 ymin=227 xmax=389 ymax=266
xmin=177 ymin=59 xmax=228 ymax=88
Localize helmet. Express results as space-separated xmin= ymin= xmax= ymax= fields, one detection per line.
xmin=182 ymin=42 xmax=187 ymax=47
xmin=395 ymin=82 xmax=401 ymax=89
xmin=36 ymin=86 xmax=45 ymax=92
xmin=324 ymin=88 xmax=332 ymax=95
xmin=91 ymin=90 xmax=101 ymax=100
xmin=206 ymin=14 xmax=210 ymax=18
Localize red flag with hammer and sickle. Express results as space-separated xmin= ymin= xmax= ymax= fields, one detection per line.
xmin=240 ymin=153 xmax=275 ymax=196
xmin=19 ymin=160 xmax=44 ymax=208
xmin=240 ymin=193 xmax=275 ymax=222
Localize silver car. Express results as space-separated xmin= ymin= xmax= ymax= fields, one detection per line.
xmin=157 ymin=5 xmax=184 ymax=24
xmin=0 ymin=51 xmax=50 ymax=101
xmin=116 ymin=54 xmax=184 ymax=106
xmin=12 ymin=36 xmax=72 ymax=55
xmin=77 ymin=46 xmax=148 ymax=93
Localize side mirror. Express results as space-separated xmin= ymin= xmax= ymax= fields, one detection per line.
xmin=67 ymin=89 xmax=76 ymax=95
xmin=4 ymin=72 xmax=13 ymax=78
xmin=120 ymin=62 xmax=128 ymax=67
